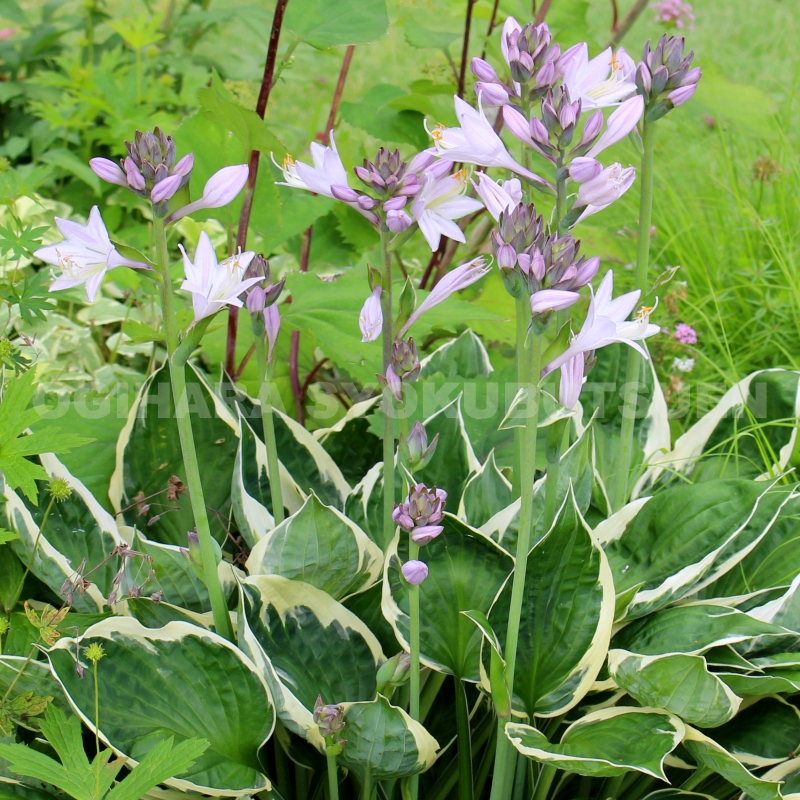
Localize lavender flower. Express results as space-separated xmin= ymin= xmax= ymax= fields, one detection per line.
xmin=274 ymin=131 xmax=348 ymax=199
xmin=559 ymin=44 xmax=637 ymax=109
xmin=377 ymin=364 xmax=403 ymax=402
xmin=636 ymin=35 xmax=701 ymax=120
xmin=573 ymin=163 xmax=636 ymax=222
xmin=559 ymin=353 xmax=585 ymax=409
xmin=585 ymin=96 xmax=644 ymax=158
xmin=167 ymin=165 xmax=249 ymax=224
xmin=472 ymin=172 xmax=523 ymax=222
xmin=359 ymin=286 xmax=383 ymax=342
xmin=653 ymin=0 xmax=695 ymax=29
xmin=35 ymin=207 xmax=151 ymax=302
xmin=402 ymin=560 xmax=429 ymax=585
xmin=265 ymin=304 xmax=281 ymax=361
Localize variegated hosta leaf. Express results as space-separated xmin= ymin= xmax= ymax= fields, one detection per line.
xmin=506 ymin=707 xmax=685 ymax=779
xmin=710 ymin=697 xmax=800 ymax=768
xmin=703 ymin=493 xmax=800 ymax=598
xmin=231 ymin=415 xmax=306 ymax=547
xmin=682 ymin=726 xmax=784 ymax=800
xmin=580 ymin=343 xmax=670 ymax=500
xmin=47 ymin=618 xmax=274 ymax=796
xmin=344 ymin=462 xmax=387 ymax=549
xmin=419 ymin=329 xmax=493 ymax=380
xmin=413 ymin=395 xmax=480 ymax=503
xmin=489 ymin=488 xmax=614 ymax=717
xmin=126 ymin=598 xmax=213 ymax=629
xmin=5 ymin=455 xmax=124 ymax=612
xmin=313 ymin=397 xmax=382 ymax=486
xmin=757 ymin=759 xmax=800 ymax=799
xmin=238 ymin=575 xmax=384 ymax=742
xmin=611 ymin=603 xmax=791 ymax=656
xmin=109 ymin=363 xmax=239 ymax=546
xmin=639 ymin=369 xmax=800 ymax=491
xmin=338 ymin=695 xmax=439 ymax=781
xmin=245 ymin=493 xmax=382 ymax=600
xmin=604 ymin=479 xmax=794 ymax=620
xmin=382 ymin=514 xmax=512 ymax=681
xmin=458 ymin=450 xmax=513 ymax=529
xmin=479 ymin=418 xmax=593 ymax=552
xmin=718 ymin=670 xmax=800 ymax=697
xmin=609 ymin=650 xmax=741 ymax=728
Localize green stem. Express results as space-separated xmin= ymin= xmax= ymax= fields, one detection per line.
xmin=511 ymin=296 xmax=531 ymax=499
xmin=255 ymin=333 xmax=285 ymax=525
xmin=419 ymin=670 xmax=446 ymax=722
xmin=152 ymin=216 xmax=233 ymax=641
xmin=379 ymin=224 xmax=395 ymax=558
xmin=0 ymin=645 xmax=36 ymax=706
xmin=93 ymin=661 xmax=101 ymax=800
xmin=490 ymin=305 xmax=543 ymax=800
xmin=326 ymin=752 xmax=339 ymax=800
xmin=612 ymin=120 xmax=656 ymax=512
xmin=454 ymin=677 xmax=473 ymax=800
xmin=604 ymin=774 xmax=625 ymax=799
xmin=511 ymin=754 xmax=527 ymax=800
xmin=362 ymin=768 xmax=373 ymax=800
xmin=555 ymin=152 xmax=567 ymax=235
xmin=408 ymin=539 xmax=421 ymax=800
xmin=680 ymin=767 xmax=712 ymax=792
xmin=532 ymin=764 xmax=557 ymax=800
xmin=14 ymin=494 xmax=56 ymax=603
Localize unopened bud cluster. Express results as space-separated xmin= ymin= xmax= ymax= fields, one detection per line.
xmin=378 ymin=337 xmax=421 ymax=401
xmin=636 ymin=35 xmax=701 ymax=120
xmin=400 ymin=421 xmax=439 ymax=471
xmin=244 ymin=255 xmax=285 ymax=316
xmin=314 ymin=696 xmax=347 ymax=755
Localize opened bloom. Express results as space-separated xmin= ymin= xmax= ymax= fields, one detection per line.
xmin=411 ymin=167 xmax=484 ymax=250
xmin=586 ymin=95 xmax=644 ymax=158
xmin=544 ymin=270 xmax=660 ymax=378
xmin=359 ymin=286 xmax=383 ymax=342
xmin=472 ymin=172 xmax=523 ymax=221
xmin=428 ymin=96 xmax=551 ymax=189
xmin=35 ymin=206 xmax=150 ymax=303
xmin=560 ymin=44 xmax=637 ymax=108
xmin=574 ymin=163 xmax=636 ymax=222
xmin=398 ymin=257 xmax=491 ymax=338
xmin=559 ymin=353 xmax=585 ymax=409
xmin=274 ymin=131 xmax=348 ymax=199
xmin=178 ymin=231 xmax=260 ymax=324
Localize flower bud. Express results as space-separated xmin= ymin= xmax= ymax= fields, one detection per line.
xmin=400 ymin=421 xmax=439 ymax=470
xmin=574 ymin=256 xmax=600 ymax=286
xmin=386 ymin=209 xmax=412 ymax=232
xmin=375 ymin=653 xmax=411 ymax=696
xmin=90 ymin=157 xmax=128 ymax=187
xmin=475 ymin=82 xmax=510 ymax=107
xmin=150 ymin=173 xmax=182 ymax=203
xmin=377 ymin=364 xmax=403 ymax=402
xmin=530 ymin=288 xmax=579 ymax=315
xmin=401 ymin=560 xmax=429 ymax=585
xmin=173 ymin=153 xmax=194 ymax=177
xmin=471 ymin=57 xmax=499 ymax=83
xmin=124 ymin=157 xmax=146 ymax=191
xmin=410 ymin=525 xmax=443 ymax=545
xmin=668 ymin=84 xmax=696 ymax=107
xmin=569 ymin=157 xmax=603 ymax=184
xmin=383 ymin=195 xmax=407 ymax=212
xmin=535 ymin=61 xmax=555 ymax=89
xmin=331 ymin=184 xmax=360 ymax=202
xmin=246 ymin=286 xmax=267 ymax=314
xmin=265 ymin=303 xmax=281 ymax=361
xmin=679 ymin=66 xmax=701 ymax=86
xmin=652 ymin=65 xmax=670 ymax=95
xmin=496 ymin=243 xmax=517 ymax=270
xmin=635 ymin=62 xmax=652 ymax=95
xmin=392 ymin=337 xmax=420 ymax=381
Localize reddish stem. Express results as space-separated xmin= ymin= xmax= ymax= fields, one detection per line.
xmin=481 ymin=0 xmax=501 ymax=59
xmin=457 ymin=0 xmax=478 ymax=99
xmin=610 ymin=0 xmax=620 ymax=32
xmin=225 ymin=0 xmax=290 ymax=376
xmin=323 ymin=45 xmax=355 ymax=144
xmin=299 ymin=358 xmax=330 ymax=404
xmin=289 ymin=330 xmax=304 ymax=423
xmin=534 ymin=0 xmax=553 ymax=24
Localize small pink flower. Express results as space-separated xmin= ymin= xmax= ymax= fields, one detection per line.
xmin=653 ymin=0 xmax=695 ymax=29
xmin=674 ymin=323 xmax=698 ymax=344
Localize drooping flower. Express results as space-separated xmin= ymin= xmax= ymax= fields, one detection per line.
xmin=178 ymin=231 xmax=260 ymax=324
xmin=543 ymin=270 xmax=660 ymax=377
xmin=410 ymin=168 xmax=484 ymax=250
xmin=35 ymin=206 xmax=151 ymax=303
xmin=166 ymin=164 xmax=249 ymax=224
xmin=273 ymin=130 xmax=349 ymax=199
xmin=427 ymin=96 xmax=551 ymax=188
xmin=573 ymin=163 xmax=636 ymax=222
xmin=397 ymin=257 xmax=490 ymax=338
xmin=359 ymin=286 xmax=383 ymax=342
xmin=559 ymin=353 xmax=585 ymax=409
xmin=472 ymin=172 xmax=523 ymax=222
xmin=674 ymin=322 xmax=697 ymax=344
xmin=559 ymin=44 xmax=637 ymax=108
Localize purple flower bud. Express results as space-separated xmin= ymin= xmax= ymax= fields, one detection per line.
xmin=503 ymin=106 xmax=533 ymax=146
xmin=173 ymin=153 xmax=194 ymax=177
xmin=530 ymin=250 xmax=546 ymax=280
xmin=392 ymin=505 xmax=415 ymax=530
xmin=150 ymin=173 xmax=182 ymax=203
xmin=471 ymin=57 xmax=499 ymax=83
xmin=331 ymin=184 xmax=360 ymax=202
xmin=559 ymin=353 xmax=584 ymax=410
xmin=668 ymin=84 xmax=696 ymax=106
xmin=246 ymin=286 xmax=267 ymax=314
xmin=569 ymin=157 xmax=603 ymax=184
xmin=579 ymin=111 xmax=604 ymax=147
xmin=574 ymin=256 xmax=600 ymax=286
xmin=358 ymin=195 xmax=379 ymax=210
xmin=378 ymin=364 xmax=403 ymax=402
xmin=536 ymin=61 xmax=556 ymax=89
xmin=559 ymin=105 xmax=577 ymax=130
xmin=124 ymin=157 xmax=146 ymax=191
xmin=166 ymin=164 xmax=249 ymax=223
xmin=402 ymin=560 xmax=429 ymax=585
xmin=386 ymin=209 xmax=412 ymax=232
xmin=652 ymin=65 xmax=670 ymax=94
xmin=90 ymin=157 xmax=128 ymax=187
xmin=530 ymin=117 xmax=551 ymax=147
xmin=475 ymin=82 xmax=511 ymax=107
xmin=265 ymin=303 xmax=281 ymax=361
xmin=636 ymin=63 xmax=652 ymax=95
xmin=354 ymin=166 xmax=371 ymax=183
xmin=410 ymin=525 xmax=443 ymax=545
xmin=530 ymin=289 xmax=580 ymax=314
xmin=407 ymin=150 xmax=436 ymax=175
xmin=384 ymin=196 xmax=407 ymax=212
xmin=496 ymin=243 xmax=517 ymax=269
xmin=679 ymin=66 xmax=701 ymax=86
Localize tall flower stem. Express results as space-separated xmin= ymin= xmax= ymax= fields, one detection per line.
xmin=326 ymin=752 xmax=339 ymax=800
xmin=92 ymin=660 xmax=101 ymax=800
xmin=379 ymin=224 xmax=396 ymax=553
xmin=490 ymin=303 xmax=543 ymax=800
xmin=454 ymin=677 xmax=474 ymax=800
xmin=153 ymin=216 xmax=234 ymax=641
xmin=612 ymin=120 xmax=656 ymax=512
xmin=511 ymin=296 xmax=531 ymax=498
xmin=407 ymin=539 xmax=421 ymax=800
xmin=555 ymin=154 xmax=568 ymax=236
xmin=254 ymin=330 xmax=285 ymax=525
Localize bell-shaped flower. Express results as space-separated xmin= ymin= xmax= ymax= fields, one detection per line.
xmin=427 ymin=96 xmax=551 ymax=189
xmin=410 ymin=168 xmax=484 ymax=251
xmin=558 ymin=353 xmax=585 ymax=410
xmin=574 ymin=163 xmax=636 ymax=222
xmin=397 ymin=257 xmax=490 ymax=338
xmin=359 ymin=286 xmax=383 ymax=342
xmin=273 ymin=130 xmax=349 ymax=199
xmin=178 ymin=231 xmax=260 ymax=324
xmin=560 ymin=44 xmax=637 ymax=108
xmin=543 ymin=270 xmax=660 ymax=377
xmin=472 ymin=172 xmax=522 ymax=221
xmin=166 ymin=165 xmax=249 ymax=224
xmin=35 ymin=206 xmax=151 ymax=303
xmin=585 ymin=96 xmax=644 ymax=158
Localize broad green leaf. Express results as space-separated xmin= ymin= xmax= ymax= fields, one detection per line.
xmin=507 ymin=707 xmax=685 ymax=779
xmin=126 ymin=598 xmax=212 ymax=629
xmin=48 ymin=618 xmax=274 ymax=795
xmin=404 ymin=15 xmax=460 ymax=50
xmin=458 ymin=450 xmax=513 ymax=529
xmin=609 ymin=650 xmax=741 ymax=728
xmin=110 ymin=363 xmax=239 ymax=546
xmin=419 ymin=330 xmax=493 ymax=380
xmin=489 ymin=489 xmax=614 ymax=717
xmin=38 ymin=149 xmax=100 ymax=194
xmin=711 ymin=697 xmax=800 ymax=767
xmin=343 ymin=582 xmax=399 ymax=658
xmin=344 ymin=462 xmax=388 ymax=549
xmin=238 ymin=575 xmax=383 ymax=742
xmin=383 ymin=514 xmax=512 ymax=681
xmin=604 ymin=479 xmax=793 ymax=619
xmin=338 ymin=695 xmax=439 ymax=781
xmin=758 ymin=759 xmax=800 ymax=800
xmin=6 ymin=456 xmax=125 ymax=611
xmin=245 ymin=493 xmax=383 ymax=600
xmin=718 ymin=669 xmax=800 ymax=697
xmin=284 ymin=0 xmax=388 ymax=48
xmin=339 ymin=85 xmax=428 ymax=150
xmin=682 ymin=726 xmax=783 ymax=800
xmin=611 ymin=603 xmax=791 ymax=656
